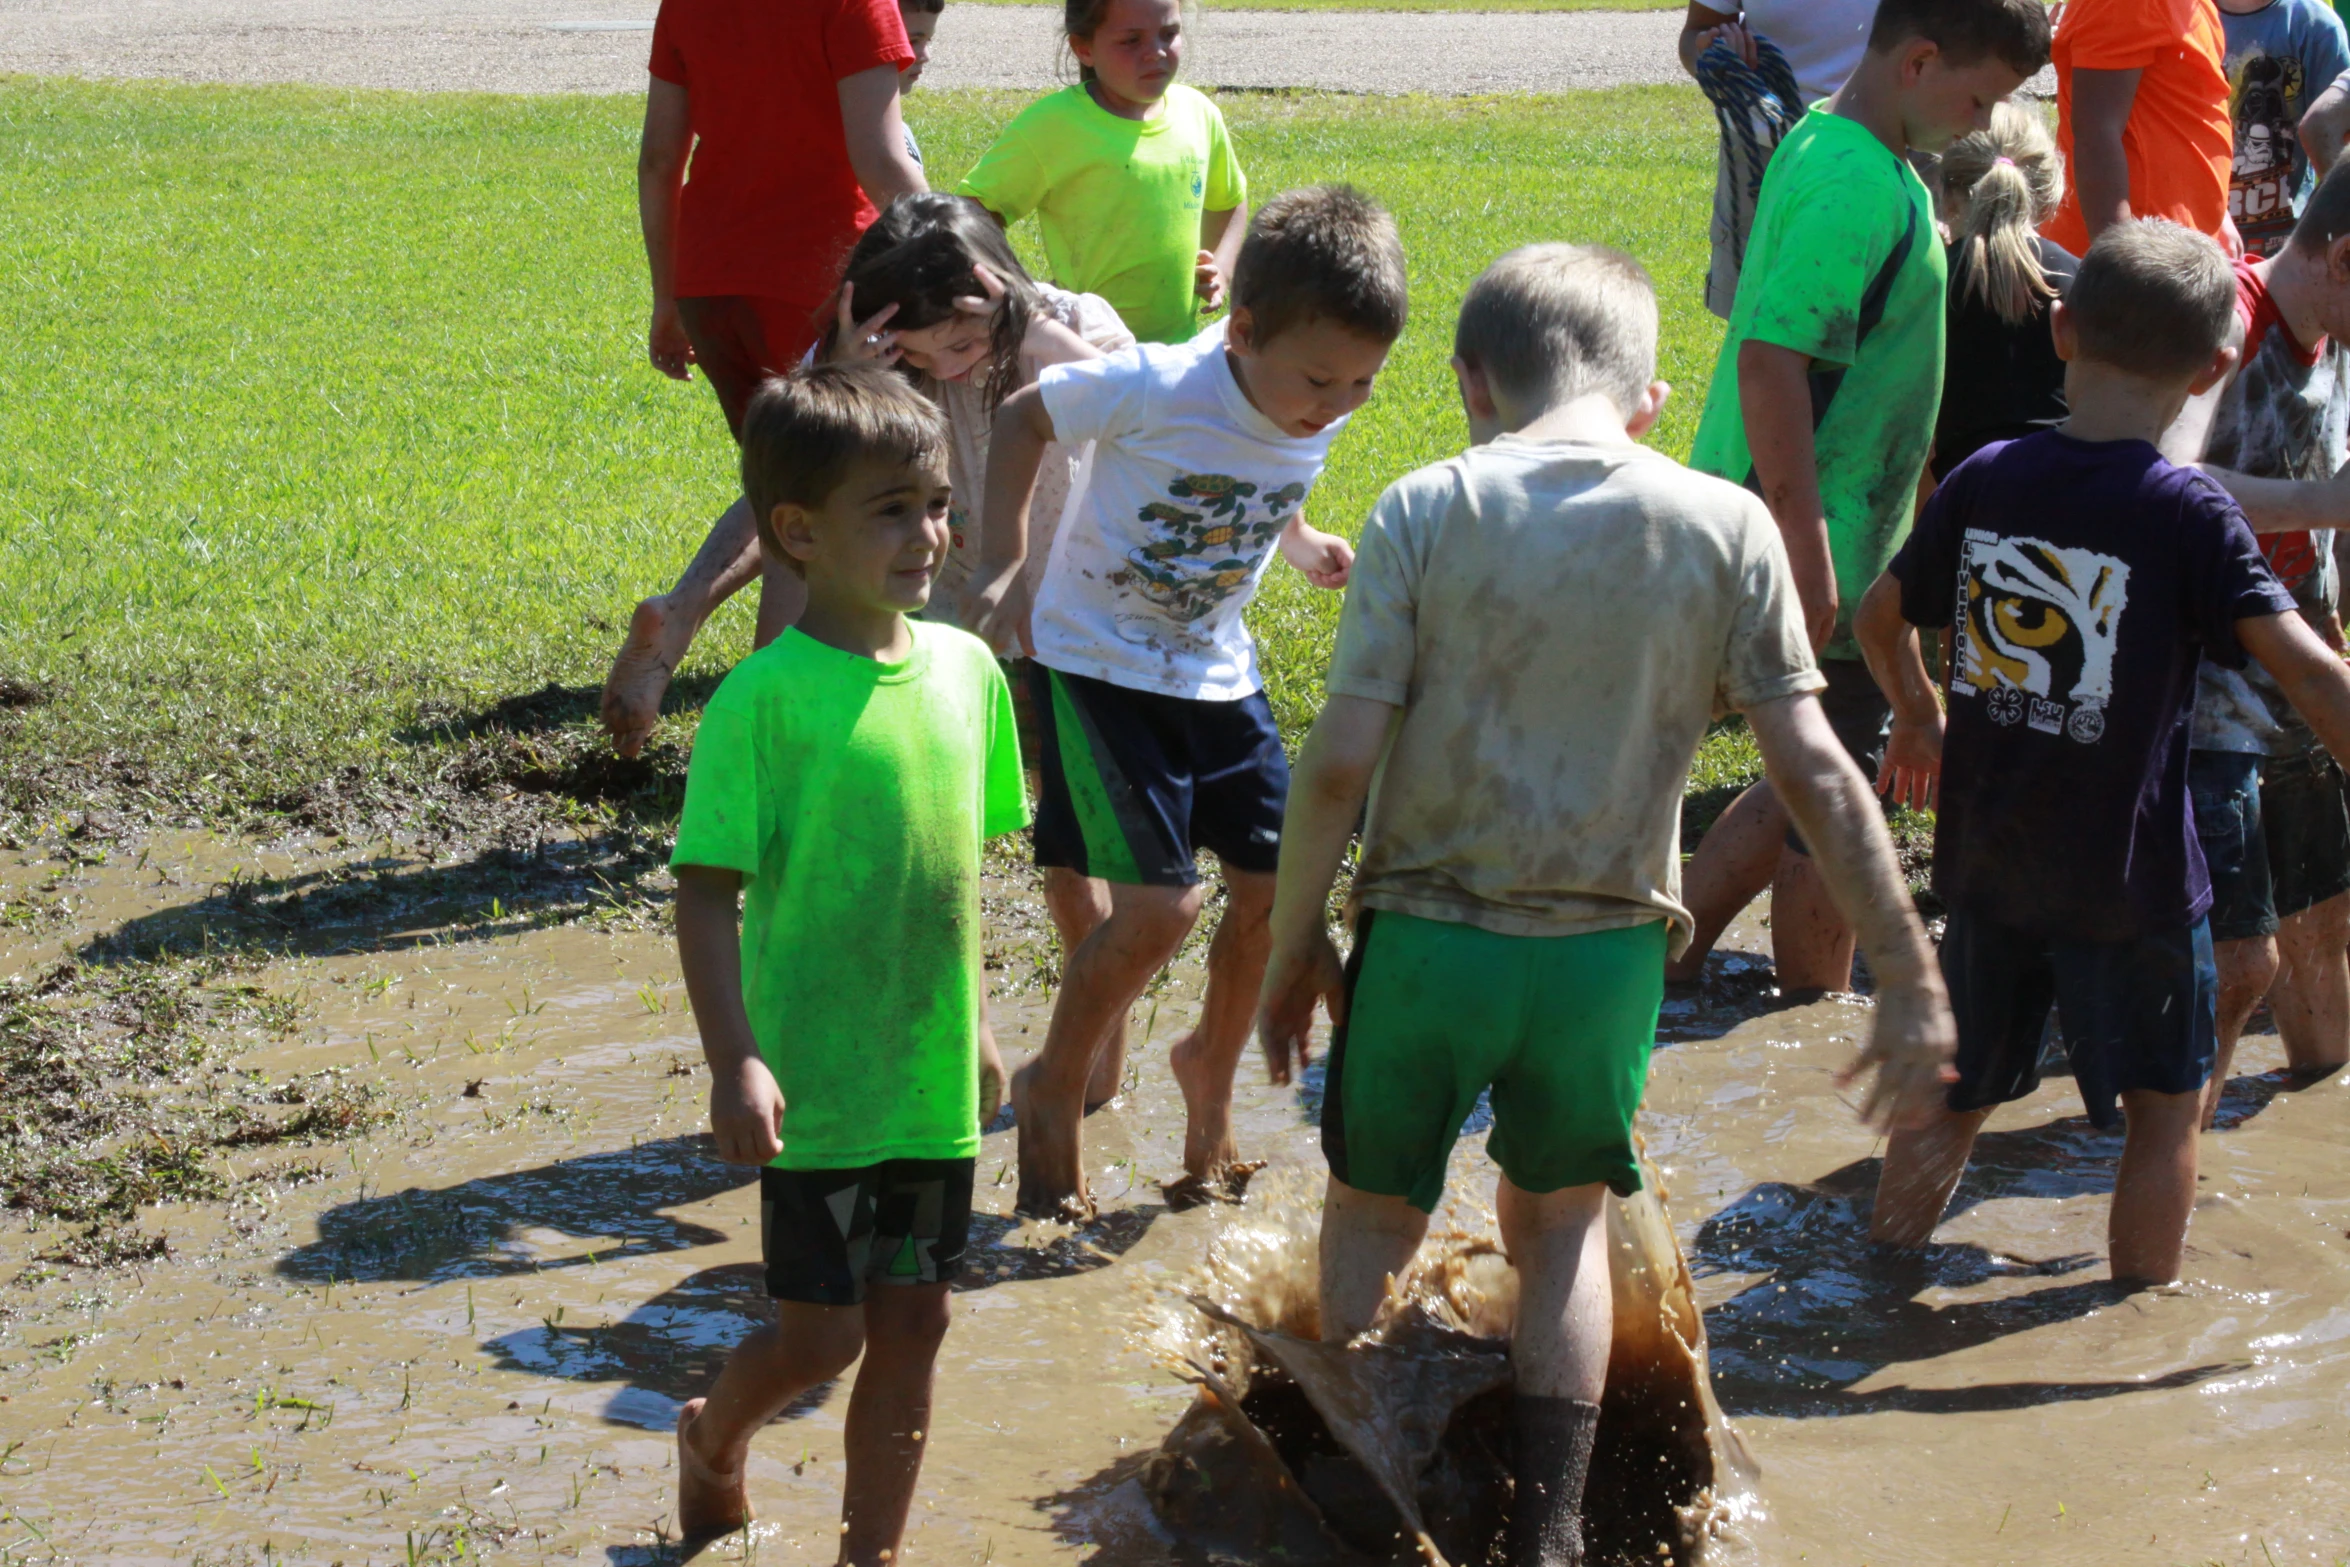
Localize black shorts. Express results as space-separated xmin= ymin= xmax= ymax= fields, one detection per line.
xmin=1941 ymin=909 xmax=2217 ymax=1130
xmin=759 ymin=1159 xmax=973 ymax=1305
xmin=1784 ymin=657 xmax=1890 ymax=855
xmin=1027 ymin=664 xmax=1288 ymax=886
xmin=2259 ymin=747 xmax=2350 ymax=920
xmin=2190 ymin=749 xmax=2275 ymax=941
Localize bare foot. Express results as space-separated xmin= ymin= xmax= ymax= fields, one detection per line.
xmin=675 ymin=1396 xmax=750 ymax=1540
xmin=1169 ymin=1029 xmax=1238 ymax=1182
xmin=602 ymin=597 xmax=686 ymax=759
xmin=977 ymin=1024 xmax=1008 ymax=1130
xmin=1012 ymin=1059 xmax=1094 ymax=1219
xmin=1161 ymin=1160 xmax=1266 ymax=1212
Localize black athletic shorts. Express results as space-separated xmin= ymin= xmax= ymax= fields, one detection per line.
xmin=1784 ymin=657 xmax=1890 ymax=855
xmin=759 ymin=1159 xmax=973 ymax=1305
xmin=2259 ymin=747 xmax=2350 ymax=920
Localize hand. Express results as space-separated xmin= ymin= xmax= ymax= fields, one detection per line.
xmin=953 ymin=262 xmax=1008 ymax=321
xmin=1257 ymin=930 xmax=1346 ymax=1086
xmin=831 ymin=282 xmax=903 ymax=366
xmin=966 ymin=568 xmax=1034 ymax=657
xmin=1692 ymin=20 xmax=1757 ymax=68
xmin=649 ymin=299 xmax=697 ymax=382
xmin=1279 ymin=525 xmax=1354 ymax=590
xmin=1835 ymin=966 xmax=1957 ymax=1131
xmin=2220 ymin=211 xmax=2246 ymax=261
xmin=709 ymin=1055 xmax=785 ymax=1165
xmin=1194 ymin=248 xmax=1228 ymax=312
xmin=1877 ymin=711 xmax=1944 ymax=812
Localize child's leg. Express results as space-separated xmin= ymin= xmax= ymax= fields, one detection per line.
xmin=2270 ymin=889 xmax=2350 ymax=1073
xmin=2110 ymin=1087 xmax=2203 ymax=1286
xmin=1662 ymin=780 xmax=1786 ymax=982
xmin=2190 ymin=751 xmax=2278 ymax=1126
xmin=1014 ymin=881 xmax=1204 ymax=1215
xmin=1869 ymin=1104 xmax=1993 ymax=1247
xmin=1169 ymin=865 xmax=1277 ymax=1181
xmin=677 ymin=1299 xmax=866 ymax=1538
xmin=1041 ymin=866 xmax=1130 ymax=1109
xmin=1497 ymin=1177 xmax=1610 ymax=1567
xmin=839 ymin=1282 xmax=953 ymax=1567
xmin=2205 ymin=934 xmax=2278 ymax=1127
xmin=1768 ymin=848 xmax=1859 ymax=992
xmin=1318 ymin=1174 xmax=1430 ymax=1342
xmin=604 ymin=496 xmax=763 ymax=755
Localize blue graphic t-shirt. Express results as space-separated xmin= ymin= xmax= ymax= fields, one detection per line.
xmin=2222 ymin=0 xmax=2350 ymax=255
xmin=1891 ymin=432 xmax=2294 ymax=940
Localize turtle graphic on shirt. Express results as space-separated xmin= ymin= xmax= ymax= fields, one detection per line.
xmin=1169 ymin=473 xmax=1258 ymax=519
xmin=1122 ymin=473 xmax=1286 ymax=623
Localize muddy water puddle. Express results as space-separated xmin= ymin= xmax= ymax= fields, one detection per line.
xmin=3 ymin=838 xmax=2348 ymax=1564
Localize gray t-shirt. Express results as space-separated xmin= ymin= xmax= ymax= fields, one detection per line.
xmin=1328 ymin=436 xmax=1823 ymax=948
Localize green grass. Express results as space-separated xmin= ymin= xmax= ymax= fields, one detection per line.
xmin=0 ymin=76 xmax=1749 ymax=844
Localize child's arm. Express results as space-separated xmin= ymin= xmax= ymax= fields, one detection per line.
xmin=2242 ymin=610 xmax=2350 ymax=762
xmin=837 ymin=63 xmax=927 ymax=211
xmin=1739 ymin=341 xmax=1839 ymax=652
xmin=1744 ymin=693 xmax=1956 ymax=1127
xmin=1197 ymin=201 xmax=1249 ymax=312
xmin=1854 ymin=571 xmax=1943 ymax=812
xmin=638 ymin=78 xmax=697 ymax=383
xmin=968 ymin=383 xmax=1060 ymax=654
xmin=1276 ymin=513 xmax=1353 ymax=590
xmin=2069 ymin=69 xmax=2142 ymax=244
xmin=674 ymin=865 xmax=786 ymax=1165
xmin=2196 ymin=462 xmax=2350 ymax=534
xmin=1257 ymin=694 xmax=1394 ymax=1085
xmin=2305 ymin=71 xmax=2350 ymax=178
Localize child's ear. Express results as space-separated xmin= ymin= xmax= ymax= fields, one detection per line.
xmin=1449 ymin=355 xmax=1497 ymax=422
xmin=770 ymin=502 xmax=822 ymax=570
xmin=2049 ymin=299 xmax=2077 ymax=363
xmin=1898 ymin=37 xmax=1940 ymax=88
xmin=2328 ymin=232 xmax=2350 ymax=286
xmin=2190 ymin=342 xmax=2242 ymax=397
xmin=1624 ymin=380 xmax=1673 ymax=440
xmin=1225 ymin=306 xmax=1258 ymax=356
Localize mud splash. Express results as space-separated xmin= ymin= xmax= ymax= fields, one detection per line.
xmin=1137 ymin=1171 xmax=1752 ymax=1566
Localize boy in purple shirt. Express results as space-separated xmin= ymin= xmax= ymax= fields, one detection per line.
xmin=1856 ymin=218 xmax=2350 ymax=1286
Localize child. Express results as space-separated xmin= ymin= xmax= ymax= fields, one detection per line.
xmin=1670 ymin=0 xmax=2051 ymax=994
xmin=1258 ymin=244 xmax=1954 ymax=1567
xmin=898 ymin=0 xmax=943 ymax=169
xmin=1933 ymin=101 xmax=2078 ymax=480
xmin=667 ymin=364 xmax=1028 ymax=1550
xmin=967 ymin=185 xmax=1402 ymax=1218
xmin=2042 ymin=0 xmax=2236 ymax=253
xmin=2219 ymin=0 xmax=2350 ymax=257
xmin=1858 ymin=219 xmax=2350 ymax=1286
xmin=956 ymin=0 xmax=1247 ymax=345
xmin=825 ymin=192 xmax=1144 ymax=1108
xmin=603 ymin=0 xmax=927 ymax=758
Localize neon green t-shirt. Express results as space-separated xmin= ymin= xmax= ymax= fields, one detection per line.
xmin=957 ymin=82 xmax=1247 ymax=345
xmin=670 ymin=622 xmax=1028 ymax=1170
xmin=1689 ymin=106 xmax=1946 ymax=662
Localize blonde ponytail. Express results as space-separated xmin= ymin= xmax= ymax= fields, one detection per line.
xmin=1941 ymin=101 xmax=2065 ymax=327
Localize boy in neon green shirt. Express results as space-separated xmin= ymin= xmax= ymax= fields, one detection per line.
xmin=957 ymin=0 xmax=1246 ymax=342
xmin=668 ymin=363 xmax=1028 ymax=1555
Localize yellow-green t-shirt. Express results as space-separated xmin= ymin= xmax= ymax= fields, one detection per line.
xmin=957 ymin=82 xmax=1247 ymax=344
xmin=670 ymin=622 xmax=1028 ymax=1170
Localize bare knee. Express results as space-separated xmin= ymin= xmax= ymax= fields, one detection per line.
xmin=2215 ymin=935 xmax=2278 ymax=1001
xmin=1105 ymin=884 xmax=1206 ymax=954
xmin=778 ymin=1301 xmax=869 ymax=1382
xmin=1495 ymin=1177 xmax=1607 ymax=1259
xmin=861 ymin=1284 xmax=951 ymax=1365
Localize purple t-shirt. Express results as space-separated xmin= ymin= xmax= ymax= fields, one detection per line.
xmin=1891 ymin=432 xmax=2294 ymax=941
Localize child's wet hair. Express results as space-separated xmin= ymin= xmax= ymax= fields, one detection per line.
xmin=1867 ymin=0 xmax=2051 ymax=76
xmin=1454 ymin=243 xmax=1655 ymax=417
xmin=739 ymin=363 xmax=949 ymax=572
xmin=1230 ymin=185 xmax=1409 ymax=349
xmin=1941 ymin=100 xmax=2064 ymax=328
xmin=823 ymin=193 xmax=1043 ymax=411
xmin=2065 ymin=220 xmax=2235 ymax=382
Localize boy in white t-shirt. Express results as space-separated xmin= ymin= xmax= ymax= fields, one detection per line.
xmin=969 ymin=185 xmax=1406 ymax=1217
xmin=1257 ymin=245 xmax=1954 ymax=1566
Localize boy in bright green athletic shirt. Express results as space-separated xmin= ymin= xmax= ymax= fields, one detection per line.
xmin=667 ymin=363 xmax=1028 ymax=1556
xmin=1670 ymin=0 xmax=2051 ymax=998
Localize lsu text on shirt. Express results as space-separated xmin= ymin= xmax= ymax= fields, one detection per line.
xmin=1891 ymin=432 xmax=2293 ymax=942
xmin=1032 ymin=326 xmax=1343 ymax=701
xmin=956 ymin=84 xmax=1246 ymax=345
xmin=1329 ymin=438 xmax=1822 ymax=952
xmin=670 ymin=623 xmax=1029 ymax=1169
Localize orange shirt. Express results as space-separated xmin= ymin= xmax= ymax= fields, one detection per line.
xmin=2043 ymin=0 xmax=2234 ymax=253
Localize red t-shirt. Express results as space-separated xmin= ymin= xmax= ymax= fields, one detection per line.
xmin=649 ymin=0 xmax=913 ymax=302
xmin=2234 ymin=257 xmax=2327 ymax=588
xmin=2043 ymin=0 xmax=2233 ymax=253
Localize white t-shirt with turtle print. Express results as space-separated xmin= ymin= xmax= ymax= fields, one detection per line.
xmin=1031 ymin=322 xmax=1345 ymax=701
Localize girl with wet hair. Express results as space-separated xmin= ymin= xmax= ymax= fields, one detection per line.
xmin=1932 ymin=100 xmax=2078 ymax=480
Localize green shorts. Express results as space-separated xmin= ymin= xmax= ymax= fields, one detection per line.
xmin=1322 ymin=910 xmax=1665 ymax=1211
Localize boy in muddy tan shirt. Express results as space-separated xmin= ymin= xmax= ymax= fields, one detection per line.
xmin=1258 ymin=244 xmax=1954 ymax=1567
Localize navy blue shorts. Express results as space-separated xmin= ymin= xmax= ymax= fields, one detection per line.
xmin=1027 ymin=664 xmax=1287 ymax=886
xmin=2190 ymin=749 xmax=2275 ymax=941
xmin=1941 ymin=910 xmax=2217 ymax=1130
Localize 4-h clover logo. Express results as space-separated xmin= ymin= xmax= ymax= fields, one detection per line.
xmin=1987 ymin=687 xmax=2024 ymax=726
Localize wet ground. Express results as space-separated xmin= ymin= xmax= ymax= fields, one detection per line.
xmin=3 ymin=833 xmax=2347 ymax=1564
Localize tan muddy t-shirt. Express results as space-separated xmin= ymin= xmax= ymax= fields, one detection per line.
xmin=1328 ymin=435 xmax=1824 ymax=950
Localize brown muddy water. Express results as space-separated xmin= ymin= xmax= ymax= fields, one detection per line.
xmin=3 ymin=835 xmax=2348 ymax=1565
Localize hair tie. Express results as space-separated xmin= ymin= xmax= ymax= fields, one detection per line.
xmin=1994 ymin=156 xmax=2017 ymax=168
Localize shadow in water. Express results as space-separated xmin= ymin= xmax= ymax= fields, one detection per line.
xmin=1691 ymin=1122 xmax=2241 ymax=1417
xmin=2210 ymin=1058 xmax=2335 ymax=1131
xmin=1033 ymin=1451 xmax=1175 ymax=1567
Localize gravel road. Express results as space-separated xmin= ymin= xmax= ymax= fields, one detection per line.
xmin=0 ymin=0 xmax=1688 ymax=97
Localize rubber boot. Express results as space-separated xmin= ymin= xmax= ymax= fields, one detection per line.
xmin=1509 ymin=1394 xmax=1600 ymax=1567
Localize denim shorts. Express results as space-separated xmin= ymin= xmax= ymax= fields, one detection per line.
xmin=2190 ymin=749 xmax=2276 ymax=941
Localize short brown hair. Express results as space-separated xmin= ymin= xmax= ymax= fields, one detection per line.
xmin=2065 ymin=219 xmax=2235 ymax=381
xmin=1868 ymin=0 xmax=2051 ymax=76
xmin=1454 ymin=243 xmax=1656 ymax=415
xmin=901 ymin=0 xmax=943 ymax=14
xmin=739 ymin=364 xmax=949 ymax=569
xmin=1231 ymin=185 xmax=1409 ymax=348
xmin=2290 ymin=158 xmax=2350 ymax=255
